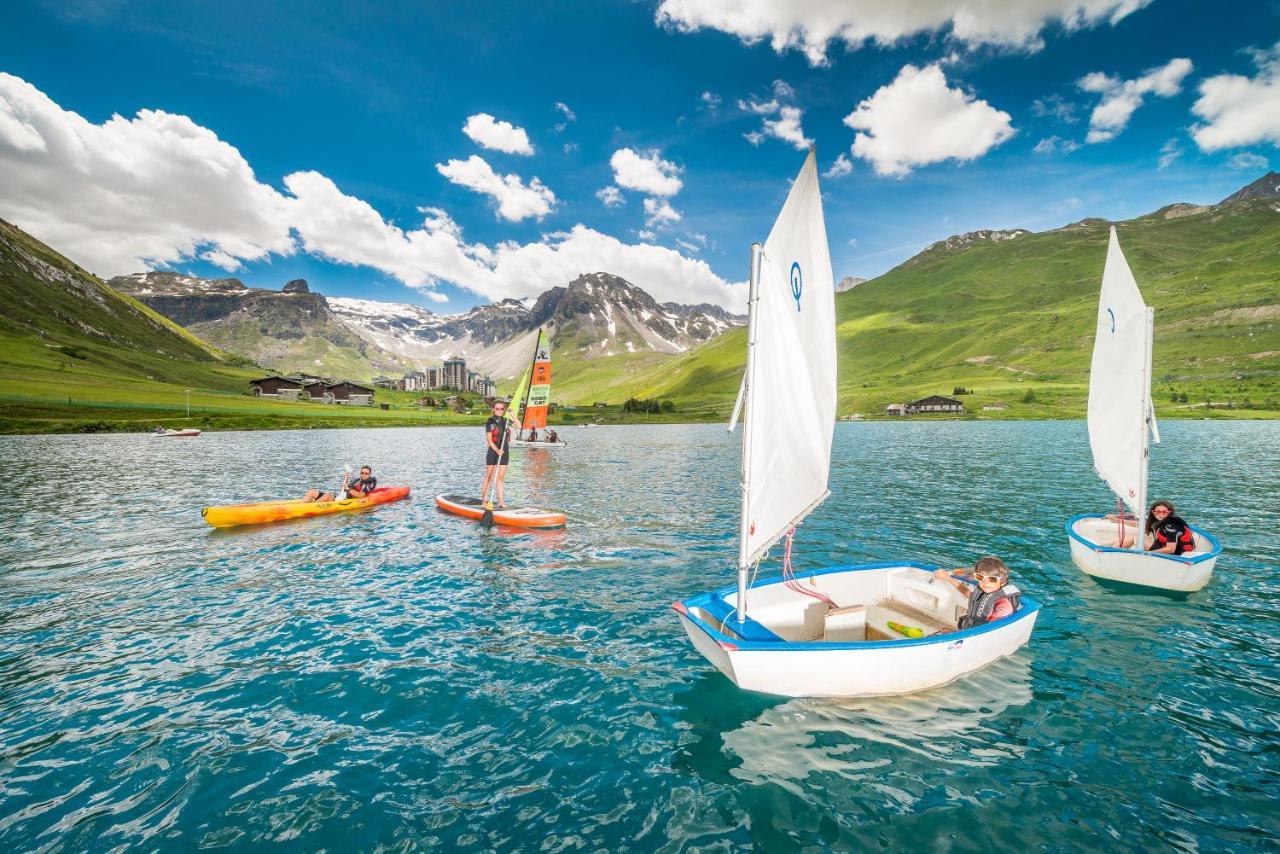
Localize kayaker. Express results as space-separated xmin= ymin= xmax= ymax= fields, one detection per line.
xmin=1145 ymin=500 xmax=1196 ymax=555
xmin=304 ymin=465 xmax=377 ymax=502
xmin=933 ymin=557 xmax=1021 ymax=629
xmin=481 ymin=400 xmax=511 ymax=508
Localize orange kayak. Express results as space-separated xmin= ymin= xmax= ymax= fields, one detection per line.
xmin=435 ymin=494 xmax=566 ymax=529
xmin=202 ymin=486 xmax=410 ymax=528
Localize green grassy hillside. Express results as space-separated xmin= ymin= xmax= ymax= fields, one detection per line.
xmin=0 ymin=220 xmax=493 ymax=433
xmin=552 ymin=200 xmax=1280 ymax=419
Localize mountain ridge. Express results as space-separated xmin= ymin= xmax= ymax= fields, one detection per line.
xmin=113 ymin=268 xmax=745 ymax=382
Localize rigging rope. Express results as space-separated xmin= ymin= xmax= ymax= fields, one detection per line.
xmin=780 ymin=524 xmax=838 ymax=608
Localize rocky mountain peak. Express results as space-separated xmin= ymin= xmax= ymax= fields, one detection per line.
xmin=1220 ymin=171 xmax=1280 ymax=205
xmin=282 ymin=278 xmax=310 ymax=294
xmin=926 ymin=229 xmax=1030 ymax=254
xmin=836 ymin=276 xmax=867 ymax=293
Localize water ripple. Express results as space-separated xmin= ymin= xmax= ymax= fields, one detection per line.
xmin=1 ymin=422 xmax=1278 ymax=849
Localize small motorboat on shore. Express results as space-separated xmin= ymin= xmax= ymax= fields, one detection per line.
xmin=154 ymin=428 xmax=201 ymax=437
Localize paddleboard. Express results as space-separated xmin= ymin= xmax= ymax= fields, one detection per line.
xmin=202 ymin=485 xmax=410 ymax=528
xmin=435 ymin=494 xmax=566 ymax=529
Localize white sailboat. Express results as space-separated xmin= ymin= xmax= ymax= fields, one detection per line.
xmin=1066 ymin=228 xmax=1221 ymax=591
xmin=673 ymin=151 xmax=1041 ymax=698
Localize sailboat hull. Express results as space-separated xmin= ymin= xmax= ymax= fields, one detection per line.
xmin=1066 ymin=513 xmax=1219 ymax=592
xmin=674 ymin=563 xmax=1040 ymax=698
xmin=510 ymin=439 xmax=566 ymax=449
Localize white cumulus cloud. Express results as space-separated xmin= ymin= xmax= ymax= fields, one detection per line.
xmin=843 ymin=64 xmax=1015 ymax=177
xmin=609 ymin=147 xmax=683 ymax=196
xmin=596 ymin=185 xmax=624 ymax=207
xmin=1191 ymin=41 xmax=1280 ymax=152
xmin=643 ymin=197 xmax=682 ymax=226
xmin=553 ymin=102 xmax=576 ymax=133
xmin=738 ymin=80 xmax=812 ymax=150
xmin=0 ymin=73 xmax=743 ymax=309
xmin=462 ymin=112 xmax=534 ymax=155
xmin=823 ymin=152 xmax=853 ymax=177
xmin=1034 ymin=135 xmax=1081 ymax=155
xmin=655 ymin=0 xmax=1151 ymax=66
xmin=0 ymin=72 xmax=293 ymax=276
xmin=1078 ymin=57 xmax=1192 ymax=143
xmin=435 ymin=155 xmax=556 ymax=222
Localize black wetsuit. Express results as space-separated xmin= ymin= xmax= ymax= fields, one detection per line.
xmin=485 ymin=415 xmax=510 ymax=465
xmin=1151 ymin=515 xmax=1195 ymax=556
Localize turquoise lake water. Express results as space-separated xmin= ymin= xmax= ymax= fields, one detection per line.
xmin=1 ymin=421 xmax=1277 ymax=850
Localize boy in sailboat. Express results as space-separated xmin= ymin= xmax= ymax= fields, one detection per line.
xmin=933 ymin=557 xmax=1022 ymax=629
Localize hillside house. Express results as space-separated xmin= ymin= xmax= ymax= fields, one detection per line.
xmin=250 ymin=376 xmax=303 ymax=400
xmin=328 ymin=382 xmax=375 ymax=405
xmin=886 ymin=403 xmax=907 ymax=416
xmin=303 ymin=381 xmax=331 ymax=402
xmin=907 ymin=395 xmax=965 ymax=414
xmin=372 ymin=375 xmax=399 ymax=390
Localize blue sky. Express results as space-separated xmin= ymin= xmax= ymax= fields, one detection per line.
xmin=1 ymin=0 xmax=1277 ymax=312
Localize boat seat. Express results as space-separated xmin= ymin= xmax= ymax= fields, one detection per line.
xmin=702 ymin=596 xmax=785 ymax=642
xmin=865 ymin=600 xmax=952 ymax=641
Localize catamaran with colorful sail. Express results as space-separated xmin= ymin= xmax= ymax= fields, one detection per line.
xmin=510 ymin=328 xmax=566 ymax=449
xmin=1065 ymin=228 xmax=1221 ymax=591
xmin=672 ymin=150 xmax=1040 ymax=698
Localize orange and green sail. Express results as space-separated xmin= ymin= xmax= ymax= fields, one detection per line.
xmin=520 ymin=329 xmax=552 ymax=432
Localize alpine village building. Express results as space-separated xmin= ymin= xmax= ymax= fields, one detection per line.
xmin=886 ymin=395 xmax=966 ymax=416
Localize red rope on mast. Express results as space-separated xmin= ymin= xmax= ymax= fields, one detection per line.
xmin=780 ymin=525 xmax=837 ymax=608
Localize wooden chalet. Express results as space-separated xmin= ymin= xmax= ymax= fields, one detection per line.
xmin=907 ymin=395 xmax=965 ymax=414
xmin=250 ymin=376 xmax=303 ymax=399
xmin=328 ymin=381 xmax=375 ymax=405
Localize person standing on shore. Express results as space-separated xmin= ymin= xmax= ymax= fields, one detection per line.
xmin=481 ymin=400 xmax=512 ymax=509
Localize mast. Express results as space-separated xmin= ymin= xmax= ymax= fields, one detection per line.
xmin=518 ymin=328 xmax=541 ymax=438
xmin=1135 ymin=307 xmax=1155 ymax=551
xmin=735 ymin=243 xmax=763 ymax=620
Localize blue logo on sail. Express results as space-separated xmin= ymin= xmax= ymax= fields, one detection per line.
xmin=790 ymin=262 xmax=802 ymax=311
xmin=1106 ymin=307 xmax=1115 ymax=334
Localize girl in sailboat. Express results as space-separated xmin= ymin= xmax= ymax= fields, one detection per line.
xmin=1099 ymin=500 xmax=1195 ymax=553
xmin=1145 ymin=500 xmax=1196 ymax=556
xmin=932 ymin=557 xmax=1022 ymax=629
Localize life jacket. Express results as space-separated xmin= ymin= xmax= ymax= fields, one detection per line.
xmin=1152 ymin=515 xmax=1194 ymax=556
xmin=958 ymin=583 xmax=1022 ymax=630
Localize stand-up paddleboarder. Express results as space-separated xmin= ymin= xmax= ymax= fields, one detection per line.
xmin=481 ymin=399 xmax=512 ymax=510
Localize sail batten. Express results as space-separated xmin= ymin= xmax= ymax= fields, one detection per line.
xmin=1087 ymin=228 xmax=1155 ymax=517
xmin=737 ymin=150 xmax=837 ymax=574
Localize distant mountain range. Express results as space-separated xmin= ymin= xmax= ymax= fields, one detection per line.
xmin=4 ymin=172 xmax=1276 ymax=421
xmin=557 ymin=173 xmax=1280 ymax=413
xmin=111 ymin=270 xmax=744 ymax=383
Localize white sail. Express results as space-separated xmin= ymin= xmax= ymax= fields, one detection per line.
xmin=739 ymin=150 xmax=836 ymax=571
xmin=1086 ymin=227 xmax=1155 ymax=517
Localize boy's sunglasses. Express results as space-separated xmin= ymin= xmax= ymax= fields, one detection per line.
xmin=975 ymin=573 xmax=1005 ymax=583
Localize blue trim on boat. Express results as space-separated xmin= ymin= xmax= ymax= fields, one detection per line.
xmin=676 ymin=562 xmax=1043 ymax=653
xmin=1065 ymin=513 xmax=1222 ymax=565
